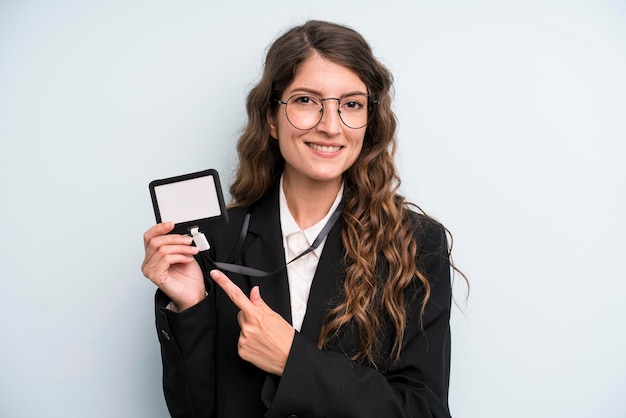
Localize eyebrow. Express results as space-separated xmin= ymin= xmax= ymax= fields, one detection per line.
xmin=287 ymin=87 xmax=369 ymax=97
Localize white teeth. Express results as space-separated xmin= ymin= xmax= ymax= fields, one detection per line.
xmin=309 ymin=143 xmax=341 ymax=153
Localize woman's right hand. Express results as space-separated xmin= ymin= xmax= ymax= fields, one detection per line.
xmin=142 ymin=222 xmax=205 ymax=311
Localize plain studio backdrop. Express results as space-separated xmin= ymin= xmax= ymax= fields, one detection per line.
xmin=1 ymin=1 xmax=624 ymax=417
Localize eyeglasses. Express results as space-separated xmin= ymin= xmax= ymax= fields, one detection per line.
xmin=275 ymin=93 xmax=377 ymax=130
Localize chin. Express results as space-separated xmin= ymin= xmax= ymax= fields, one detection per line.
xmin=310 ymin=173 xmax=344 ymax=183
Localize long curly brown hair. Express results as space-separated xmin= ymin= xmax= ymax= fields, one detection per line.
xmin=230 ymin=20 xmax=431 ymax=366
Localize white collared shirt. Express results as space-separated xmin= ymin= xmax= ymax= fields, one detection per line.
xmin=279 ymin=176 xmax=343 ymax=331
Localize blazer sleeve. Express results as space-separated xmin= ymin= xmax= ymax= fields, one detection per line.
xmin=265 ymin=220 xmax=452 ymax=418
xmin=155 ymin=288 xmax=217 ymax=418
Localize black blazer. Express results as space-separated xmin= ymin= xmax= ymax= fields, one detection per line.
xmin=155 ymin=185 xmax=452 ymax=418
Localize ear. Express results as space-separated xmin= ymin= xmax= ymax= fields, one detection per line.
xmin=267 ymin=108 xmax=278 ymax=139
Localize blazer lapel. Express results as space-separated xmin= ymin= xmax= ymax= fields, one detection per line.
xmin=241 ymin=185 xmax=292 ymax=325
xmin=237 ymin=183 xmax=346 ymax=341
xmin=299 ymin=217 xmax=345 ymax=343
xmin=248 ymin=187 xmax=345 ymax=409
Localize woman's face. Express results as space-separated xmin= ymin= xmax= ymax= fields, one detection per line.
xmin=268 ymin=53 xmax=367 ymax=188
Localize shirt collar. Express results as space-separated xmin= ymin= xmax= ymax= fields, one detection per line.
xmin=279 ymin=175 xmax=344 ymax=257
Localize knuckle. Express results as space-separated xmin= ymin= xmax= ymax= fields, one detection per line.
xmin=145 ymin=240 xmax=158 ymax=254
xmin=143 ymin=227 xmax=159 ymax=247
xmin=161 ymin=254 xmax=179 ymax=265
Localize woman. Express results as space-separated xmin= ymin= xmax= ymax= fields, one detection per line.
xmin=142 ymin=20 xmax=457 ymax=418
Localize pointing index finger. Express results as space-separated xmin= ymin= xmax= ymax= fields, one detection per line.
xmin=210 ymin=270 xmax=254 ymax=311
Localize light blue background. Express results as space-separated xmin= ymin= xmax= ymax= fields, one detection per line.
xmin=1 ymin=1 xmax=624 ymax=417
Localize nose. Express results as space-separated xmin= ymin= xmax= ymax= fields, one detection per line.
xmin=316 ymin=98 xmax=342 ymax=135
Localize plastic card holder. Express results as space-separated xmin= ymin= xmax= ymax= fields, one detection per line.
xmin=149 ymin=169 xmax=229 ymax=235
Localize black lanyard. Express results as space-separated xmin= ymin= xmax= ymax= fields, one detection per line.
xmin=204 ymin=205 xmax=342 ymax=278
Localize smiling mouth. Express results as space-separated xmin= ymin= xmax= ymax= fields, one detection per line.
xmin=307 ymin=143 xmax=342 ymax=153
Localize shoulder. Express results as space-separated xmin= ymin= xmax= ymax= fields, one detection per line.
xmin=210 ymin=204 xmax=251 ymax=235
xmin=404 ymin=210 xmax=448 ymax=259
xmin=226 ymin=204 xmax=250 ymax=224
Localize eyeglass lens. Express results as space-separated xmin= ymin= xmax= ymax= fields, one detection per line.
xmin=284 ymin=93 xmax=371 ymax=130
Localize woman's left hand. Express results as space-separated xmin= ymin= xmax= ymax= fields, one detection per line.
xmin=210 ymin=269 xmax=296 ymax=376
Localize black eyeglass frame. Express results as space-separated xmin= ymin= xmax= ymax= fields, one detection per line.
xmin=274 ymin=93 xmax=379 ymax=130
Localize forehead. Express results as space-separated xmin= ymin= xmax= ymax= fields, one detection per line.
xmin=286 ymin=54 xmax=367 ymax=96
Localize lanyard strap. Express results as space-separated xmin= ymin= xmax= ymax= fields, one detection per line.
xmin=205 ymin=205 xmax=342 ymax=278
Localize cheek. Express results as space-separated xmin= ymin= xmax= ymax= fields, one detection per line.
xmin=350 ymin=134 xmax=367 ymax=163
xmin=350 ymin=132 xmax=366 ymax=154
xmin=270 ymin=112 xmax=297 ymax=141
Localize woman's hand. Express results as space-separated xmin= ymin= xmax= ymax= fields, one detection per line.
xmin=142 ymin=222 xmax=205 ymax=311
xmin=210 ymin=269 xmax=295 ymax=376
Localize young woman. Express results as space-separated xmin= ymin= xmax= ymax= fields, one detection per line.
xmin=142 ymin=20 xmax=457 ymax=418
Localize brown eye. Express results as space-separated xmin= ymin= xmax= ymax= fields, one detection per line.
xmin=340 ymin=94 xmax=367 ymax=111
xmin=291 ymin=95 xmax=320 ymax=106
xmin=344 ymin=100 xmax=362 ymax=109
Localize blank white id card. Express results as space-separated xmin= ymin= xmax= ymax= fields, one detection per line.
xmin=149 ymin=169 xmax=228 ymax=234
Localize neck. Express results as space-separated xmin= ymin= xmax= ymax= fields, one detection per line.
xmin=282 ymin=175 xmax=341 ymax=230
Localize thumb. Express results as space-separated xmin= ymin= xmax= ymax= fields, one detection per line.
xmin=250 ymin=286 xmax=265 ymax=307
